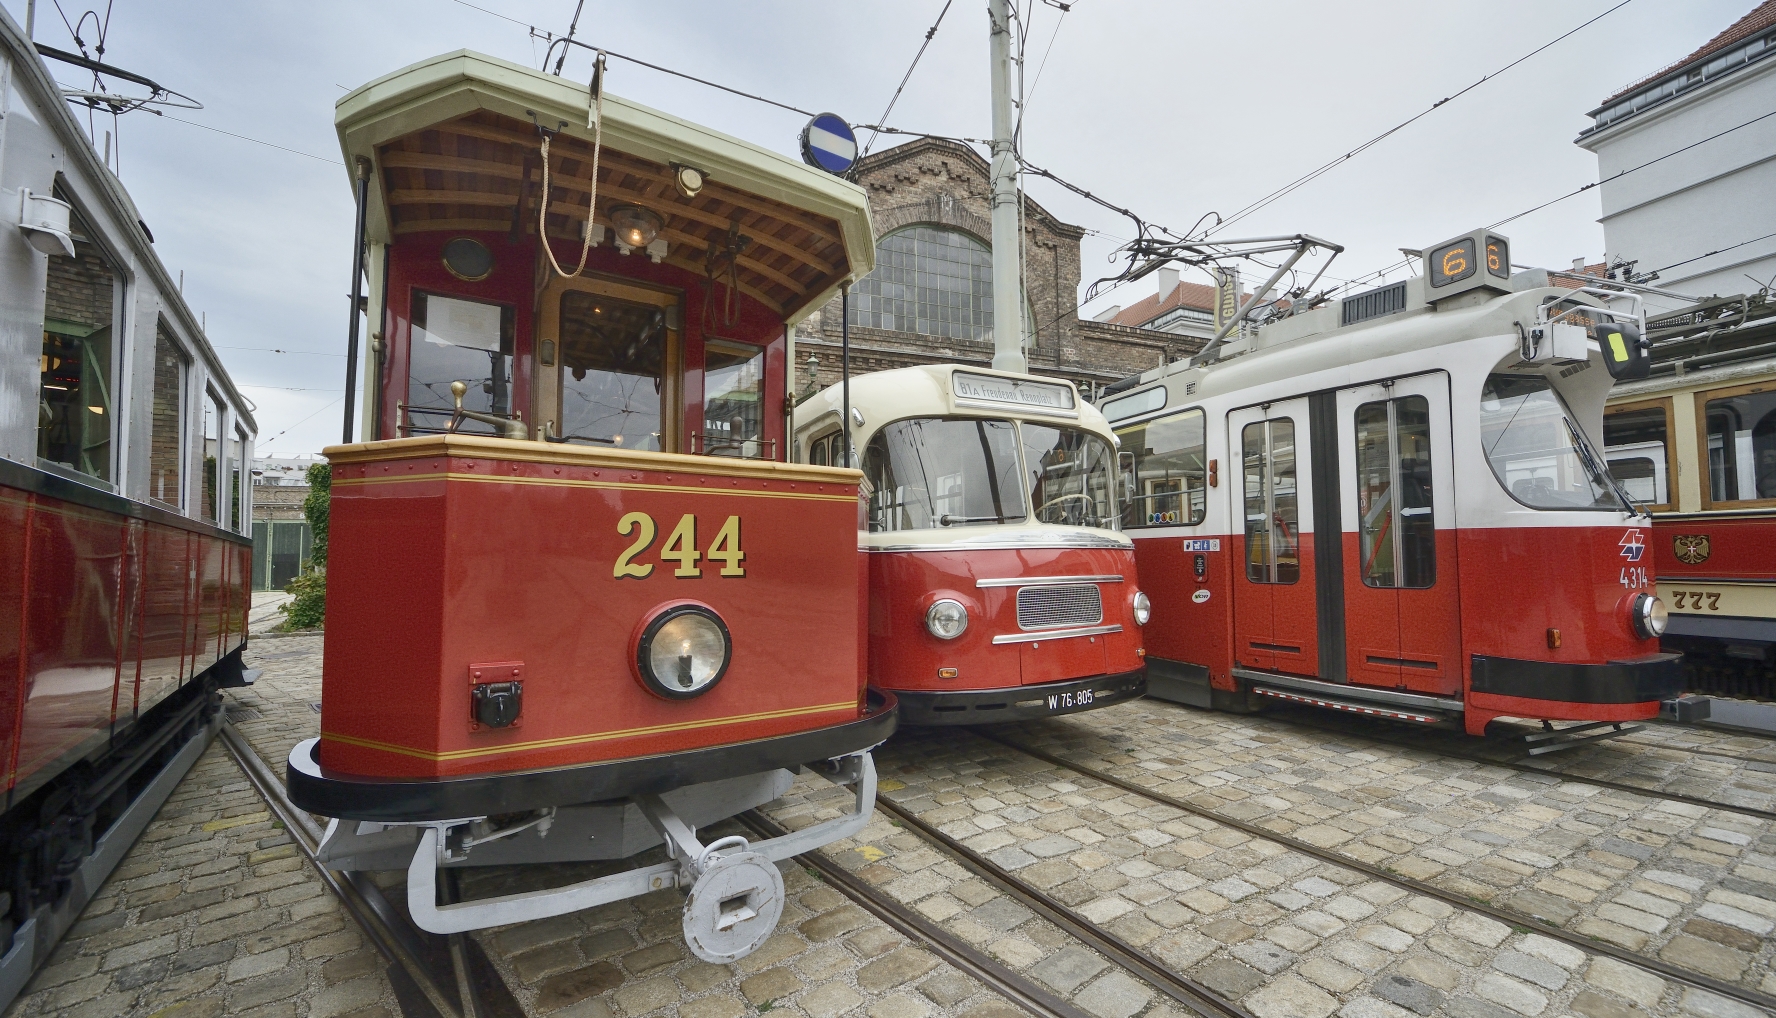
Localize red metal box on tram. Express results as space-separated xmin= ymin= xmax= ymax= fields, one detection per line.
xmin=282 ymin=49 xmax=893 ymax=962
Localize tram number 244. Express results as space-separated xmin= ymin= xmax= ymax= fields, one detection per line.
xmin=614 ymin=512 xmax=745 ymax=579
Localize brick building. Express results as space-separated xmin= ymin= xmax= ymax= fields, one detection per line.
xmin=792 ymin=138 xmax=1192 ymax=398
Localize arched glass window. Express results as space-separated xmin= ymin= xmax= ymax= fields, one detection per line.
xmin=850 ymin=226 xmax=994 ymax=341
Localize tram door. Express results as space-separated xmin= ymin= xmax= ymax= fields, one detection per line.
xmin=1229 ymin=399 xmax=1319 ymax=676
xmin=1336 ymin=373 xmax=1461 ymax=695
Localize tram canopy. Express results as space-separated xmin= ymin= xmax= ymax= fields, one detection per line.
xmin=335 ymin=50 xmax=874 ymax=323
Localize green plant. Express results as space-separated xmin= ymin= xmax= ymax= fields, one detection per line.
xmin=279 ymin=461 xmax=332 ymax=630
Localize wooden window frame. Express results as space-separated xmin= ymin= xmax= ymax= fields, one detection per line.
xmin=1604 ymin=396 xmax=1676 ymax=513
xmin=1695 ymin=380 xmax=1776 ymax=510
xmin=536 ymin=273 xmax=683 ymax=453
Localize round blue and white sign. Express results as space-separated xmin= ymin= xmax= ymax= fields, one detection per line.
xmin=800 ymin=113 xmax=857 ymax=175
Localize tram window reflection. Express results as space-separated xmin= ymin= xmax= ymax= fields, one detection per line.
xmin=37 ymin=201 xmax=117 ymax=486
xmin=408 ymin=293 xmax=515 ymax=437
xmin=1116 ymin=408 xmax=1206 ymax=528
xmin=558 ymin=291 xmax=666 ymax=450
xmin=704 ymin=340 xmax=765 ymax=458
xmin=202 ymin=390 xmax=222 ymax=524
xmin=1355 ymin=396 xmax=1435 ymax=589
xmin=149 ymin=321 xmax=186 ymax=509
xmin=1603 ymin=405 xmax=1671 ymax=507
xmin=1243 ymin=419 xmax=1299 ymax=584
xmin=1020 ymin=423 xmax=1116 ymax=529
xmin=861 ymin=418 xmax=1025 ymax=532
xmin=1703 ymin=388 xmax=1776 ymax=504
xmin=1479 ymin=374 xmax=1624 ymax=511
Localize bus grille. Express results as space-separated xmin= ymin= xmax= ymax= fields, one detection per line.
xmin=1016 ymin=584 xmax=1104 ymax=630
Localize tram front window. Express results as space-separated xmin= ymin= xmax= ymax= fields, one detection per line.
xmin=408 ymin=294 xmax=515 ymax=436
xmin=1479 ymin=374 xmax=1625 ymax=511
xmin=861 ymin=418 xmax=1025 ymax=531
xmin=1020 ymin=423 xmax=1117 ymax=529
xmin=559 ymin=291 xmax=668 ymax=450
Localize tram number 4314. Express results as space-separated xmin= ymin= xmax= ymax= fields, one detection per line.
xmin=1619 ymin=566 xmax=1648 ymax=589
xmin=614 ymin=513 xmax=744 ymax=579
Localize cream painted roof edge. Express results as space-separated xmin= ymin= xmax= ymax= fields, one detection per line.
xmin=334 ymin=49 xmax=874 ymax=324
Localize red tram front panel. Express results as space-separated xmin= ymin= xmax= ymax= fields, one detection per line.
xmin=866 ymin=546 xmax=1144 ymax=697
xmin=319 ymin=436 xmax=867 ymax=780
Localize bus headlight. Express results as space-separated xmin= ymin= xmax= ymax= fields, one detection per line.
xmin=636 ymin=605 xmax=732 ymax=699
xmin=1631 ymin=593 xmax=1668 ymax=640
xmin=926 ymin=599 xmax=968 ymax=640
xmin=1133 ymin=591 xmax=1151 ymax=626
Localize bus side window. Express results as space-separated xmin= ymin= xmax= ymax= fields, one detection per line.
xmin=1115 ymin=408 xmax=1206 ymax=528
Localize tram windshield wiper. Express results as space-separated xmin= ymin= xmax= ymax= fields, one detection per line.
xmin=939 ymin=514 xmax=1009 ymax=525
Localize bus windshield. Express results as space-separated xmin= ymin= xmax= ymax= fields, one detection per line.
xmin=1021 ymin=423 xmax=1118 ymax=529
xmin=862 ymin=418 xmax=1027 ymax=531
xmin=1479 ymin=374 xmax=1627 ymax=511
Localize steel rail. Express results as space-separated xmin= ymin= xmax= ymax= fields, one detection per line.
xmin=976 ymin=728 xmax=1776 ymax=1013
xmin=867 ymin=798 xmax=1255 ymax=1018
xmin=217 ymin=724 xmax=484 ymax=1018
xmin=1255 ymin=708 xmax=1776 ymax=824
xmin=738 ymin=812 xmax=1087 ymax=1018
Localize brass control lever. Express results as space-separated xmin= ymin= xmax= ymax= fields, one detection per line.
xmin=448 ymin=381 xmax=529 ymax=440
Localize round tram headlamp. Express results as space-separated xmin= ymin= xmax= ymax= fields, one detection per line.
xmin=636 ymin=605 xmax=732 ymax=699
xmin=1133 ymin=590 xmax=1152 ymax=626
xmin=608 ymin=204 xmax=664 ymax=249
xmin=925 ymin=599 xmax=969 ymax=641
xmin=1631 ymin=593 xmax=1668 ymax=640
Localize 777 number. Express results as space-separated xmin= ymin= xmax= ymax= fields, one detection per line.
xmin=613 ymin=513 xmax=744 ymax=579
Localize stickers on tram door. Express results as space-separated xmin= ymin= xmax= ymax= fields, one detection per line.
xmin=1183 ymin=539 xmax=1220 ymax=552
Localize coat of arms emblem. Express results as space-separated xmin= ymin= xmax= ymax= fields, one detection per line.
xmin=1672 ymin=534 xmax=1711 ymax=565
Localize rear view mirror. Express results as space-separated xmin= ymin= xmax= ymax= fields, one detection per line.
xmin=1594 ymin=322 xmax=1650 ymax=380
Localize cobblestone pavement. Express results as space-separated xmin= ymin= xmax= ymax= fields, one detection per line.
xmin=223 ymin=636 xmax=1027 ymax=1018
xmin=1007 ymin=700 xmax=1776 ymax=1004
xmin=1615 ymin=724 xmax=1776 ymax=769
xmin=0 ymin=737 xmax=400 ymax=1018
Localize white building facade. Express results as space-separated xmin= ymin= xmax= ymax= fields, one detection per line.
xmin=1575 ymin=3 xmax=1776 ymax=300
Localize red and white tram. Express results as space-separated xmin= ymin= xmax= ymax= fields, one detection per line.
xmin=795 ymin=365 xmax=1148 ymax=724
xmin=0 ymin=11 xmax=256 ymax=1007
xmin=1102 ymin=229 xmax=1683 ymax=745
xmin=284 ymin=50 xmax=893 ymax=962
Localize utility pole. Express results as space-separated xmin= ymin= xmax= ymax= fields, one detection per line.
xmin=987 ymin=0 xmax=1027 ymax=374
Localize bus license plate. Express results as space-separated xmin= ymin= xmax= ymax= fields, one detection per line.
xmin=1045 ymin=689 xmax=1095 ymax=712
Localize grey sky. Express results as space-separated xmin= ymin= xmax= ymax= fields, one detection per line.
xmin=4 ymin=0 xmax=1751 ymax=456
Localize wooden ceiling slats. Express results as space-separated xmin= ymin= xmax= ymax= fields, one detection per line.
xmin=375 ymin=111 xmax=851 ymax=315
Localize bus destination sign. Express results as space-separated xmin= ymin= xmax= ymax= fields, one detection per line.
xmin=952 ymin=372 xmax=1076 ymax=412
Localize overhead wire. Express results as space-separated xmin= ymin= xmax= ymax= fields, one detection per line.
xmin=861 ymin=0 xmax=955 ymax=157
xmin=1208 ymin=0 xmax=1636 ymax=236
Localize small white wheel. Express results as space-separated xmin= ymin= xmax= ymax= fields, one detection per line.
xmin=681 ymin=851 xmax=785 ymax=963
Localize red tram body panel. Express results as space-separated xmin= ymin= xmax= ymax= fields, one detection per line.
xmin=318 ymin=438 xmax=871 ymax=782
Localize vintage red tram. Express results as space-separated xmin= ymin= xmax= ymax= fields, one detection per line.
xmin=794 ymin=366 xmax=1148 ymax=725
xmin=0 ymin=10 xmax=256 ymax=1008
xmin=1102 ymin=229 xmax=1685 ymax=748
xmin=283 ymin=50 xmax=893 ymax=961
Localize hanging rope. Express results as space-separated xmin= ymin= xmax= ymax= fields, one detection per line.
xmin=539 ymin=51 xmax=607 ymax=279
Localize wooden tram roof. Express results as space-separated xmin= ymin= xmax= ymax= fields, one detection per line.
xmin=335 ymin=50 xmax=874 ymax=323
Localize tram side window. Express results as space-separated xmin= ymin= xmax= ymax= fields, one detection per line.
xmin=861 ymin=418 xmax=1025 ymax=531
xmin=38 ymin=200 xmax=118 ymax=485
xmin=1603 ymin=405 xmax=1671 ymax=508
xmin=1242 ymin=419 xmax=1300 ymax=584
xmin=704 ymin=340 xmax=765 ymax=458
xmin=1116 ymin=408 xmax=1206 ymax=528
xmin=407 ymin=293 xmax=515 ymax=437
xmin=1020 ymin=423 xmax=1117 ymax=529
xmin=1479 ymin=374 xmax=1624 ymax=511
xmin=149 ymin=321 xmax=186 ymax=509
xmin=1355 ymin=397 xmax=1435 ymax=589
xmin=231 ymin=427 xmax=249 ymax=534
xmin=202 ymin=391 xmax=224 ymax=525
xmin=1703 ymin=387 xmax=1776 ymax=504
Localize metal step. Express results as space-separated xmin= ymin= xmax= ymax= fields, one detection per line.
xmin=1517 ymin=720 xmax=1642 ymax=755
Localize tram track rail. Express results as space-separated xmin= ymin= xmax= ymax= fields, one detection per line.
xmin=847 ymin=796 xmax=1258 ymax=1018
xmin=1250 ymin=707 xmax=1776 ymax=824
xmin=738 ymin=811 xmax=1092 ymax=1018
xmin=218 ymin=723 xmax=522 ymax=1018
xmin=972 ymin=726 xmax=1776 ymax=1014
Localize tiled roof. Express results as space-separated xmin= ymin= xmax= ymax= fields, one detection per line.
xmin=1553 ymin=262 xmax=1609 ymax=289
xmin=1109 ymin=280 xmax=1220 ymax=328
xmin=1602 ymin=0 xmax=1776 ymax=105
